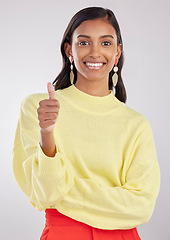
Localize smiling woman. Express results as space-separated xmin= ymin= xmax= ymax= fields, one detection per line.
xmin=12 ymin=6 xmax=160 ymax=240
xmin=53 ymin=7 xmax=126 ymax=102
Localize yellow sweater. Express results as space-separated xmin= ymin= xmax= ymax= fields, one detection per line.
xmin=12 ymin=84 xmax=160 ymax=230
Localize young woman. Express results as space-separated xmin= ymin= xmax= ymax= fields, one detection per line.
xmin=12 ymin=7 xmax=160 ymax=240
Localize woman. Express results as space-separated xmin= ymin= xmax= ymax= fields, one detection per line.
xmin=12 ymin=7 xmax=160 ymax=240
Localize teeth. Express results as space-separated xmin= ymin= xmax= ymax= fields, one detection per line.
xmin=86 ymin=62 xmax=103 ymax=67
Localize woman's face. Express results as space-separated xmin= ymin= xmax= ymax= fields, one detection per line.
xmin=65 ymin=18 xmax=122 ymax=83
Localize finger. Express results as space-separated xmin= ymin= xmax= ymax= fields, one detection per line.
xmin=39 ymin=99 xmax=59 ymax=107
xmin=38 ymin=111 xmax=58 ymax=121
xmin=38 ymin=106 xmax=59 ymax=114
xmin=47 ymin=82 xmax=56 ymax=100
xmin=43 ymin=112 xmax=58 ymax=120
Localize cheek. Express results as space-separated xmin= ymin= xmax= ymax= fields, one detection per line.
xmin=73 ymin=47 xmax=86 ymax=60
xmin=109 ymin=47 xmax=118 ymax=61
xmin=106 ymin=52 xmax=116 ymax=72
xmin=107 ymin=52 xmax=115 ymax=65
xmin=72 ymin=48 xmax=87 ymax=70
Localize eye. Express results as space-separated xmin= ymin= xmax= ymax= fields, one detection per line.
xmin=78 ymin=41 xmax=90 ymax=46
xmin=101 ymin=41 xmax=112 ymax=46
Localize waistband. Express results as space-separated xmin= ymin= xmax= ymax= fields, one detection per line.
xmin=44 ymin=209 xmax=141 ymax=240
xmin=45 ymin=209 xmax=90 ymax=227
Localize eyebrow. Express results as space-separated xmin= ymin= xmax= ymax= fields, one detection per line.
xmin=77 ymin=34 xmax=114 ymax=39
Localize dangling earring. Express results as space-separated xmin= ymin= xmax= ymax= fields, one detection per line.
xmin=69 ymin=56 xmax=74 ymax=85
xmin=112 ymin=58 xmax=118 ymax=87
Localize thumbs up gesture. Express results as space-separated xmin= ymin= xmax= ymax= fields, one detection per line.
xmin=37 ymin=82 xmax=60 ymax=133
xmin=47 ymin=82 xmax=56 ymax=100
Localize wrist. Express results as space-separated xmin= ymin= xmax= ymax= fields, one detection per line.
xmin=40 ymin=128 xmax=54 ymax=135
xmin=40 ymin=129 xmax=56 ymax=157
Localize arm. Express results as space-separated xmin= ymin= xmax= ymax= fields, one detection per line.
xmin=39 ymin=82 xmax=58 ymax=157
xmin=40 ymin=130 xmax=56 ymax=157
xmin=12 ymin=93 xmax=75 ymax=210
xmin=56 ymin=119 xmax=160 ymax=229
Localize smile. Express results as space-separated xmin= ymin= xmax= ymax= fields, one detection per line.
xmin=84 ymin=62 xmax=105 ymax=69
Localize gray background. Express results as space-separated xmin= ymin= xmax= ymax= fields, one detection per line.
xmin=1 ymin=0 xmax=169 ymax=239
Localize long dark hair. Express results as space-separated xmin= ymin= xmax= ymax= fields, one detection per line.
xmin=53 ymin=7 xmax=127 ymax=103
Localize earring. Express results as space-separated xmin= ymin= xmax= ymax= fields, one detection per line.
xmin=112 ymin=58 xmax=118 ymax=87
xmin=69 ymin=56 xmax=74 ymax=85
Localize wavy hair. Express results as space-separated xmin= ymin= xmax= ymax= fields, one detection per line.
xmin=53 ymin=7 xmax=127 ymax=103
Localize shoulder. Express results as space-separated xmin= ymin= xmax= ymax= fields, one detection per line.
xmin=122 ymin=105 xmax=152 ymax=132
xmin=20 ymin=87 xmax=69 ymax=110
xmin=20 ymin=89 xmax=65 ymax=113
xmin=20 ymin=93 xmax=48 ymax=113
xmin=18 ymin=93 xmax=49 ymax=129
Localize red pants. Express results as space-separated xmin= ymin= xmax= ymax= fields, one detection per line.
xmin=40 ymin=209 xmax=141 ymax=240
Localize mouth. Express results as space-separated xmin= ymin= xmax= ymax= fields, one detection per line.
xmin=84 ymin=62 xmax=106 ymax=70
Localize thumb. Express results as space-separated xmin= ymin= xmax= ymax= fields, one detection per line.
xmin=47 ymin=82 xmax=56 ymax=99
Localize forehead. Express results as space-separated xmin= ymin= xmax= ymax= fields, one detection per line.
xmin=72 ymin=18 xmax=117 ymax=38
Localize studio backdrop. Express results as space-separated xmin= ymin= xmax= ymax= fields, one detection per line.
xmin=0 ymin=0 xmax=169 ymax=239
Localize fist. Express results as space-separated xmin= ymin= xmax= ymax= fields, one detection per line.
xmin=37 ymin=82 xmax=60 ymax=133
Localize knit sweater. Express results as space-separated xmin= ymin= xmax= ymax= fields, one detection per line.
xmin=12 ymin=84 xmax=160 ymax=230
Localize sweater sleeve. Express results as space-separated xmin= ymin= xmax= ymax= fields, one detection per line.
xmin=56 ymin=118 xmax=160 ymax=229
xmin=12 ymin=95 xmax=75 ymax=210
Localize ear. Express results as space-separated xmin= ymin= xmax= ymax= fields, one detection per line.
xmin=64 ymin=42 xmax=73 ymax=58
xmin=116 ymin=44 xmax=122 ymax=60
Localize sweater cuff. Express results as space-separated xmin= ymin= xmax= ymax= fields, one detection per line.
xmin=37 ymin=143 xmax=63 ymax=176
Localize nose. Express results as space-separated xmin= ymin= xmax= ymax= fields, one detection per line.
xmin=89 ymin=43 xmax=101 ymax=58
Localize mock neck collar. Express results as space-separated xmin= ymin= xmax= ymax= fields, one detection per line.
xmin=57 ymin=84 xmax=125 ymax=114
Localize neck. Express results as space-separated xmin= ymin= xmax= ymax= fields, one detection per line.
xmin=74 ymin=79 xmax=110 ymax=97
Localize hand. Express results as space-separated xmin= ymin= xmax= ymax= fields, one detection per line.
xmin=37 ymin=82 xmax=60 ymax=133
